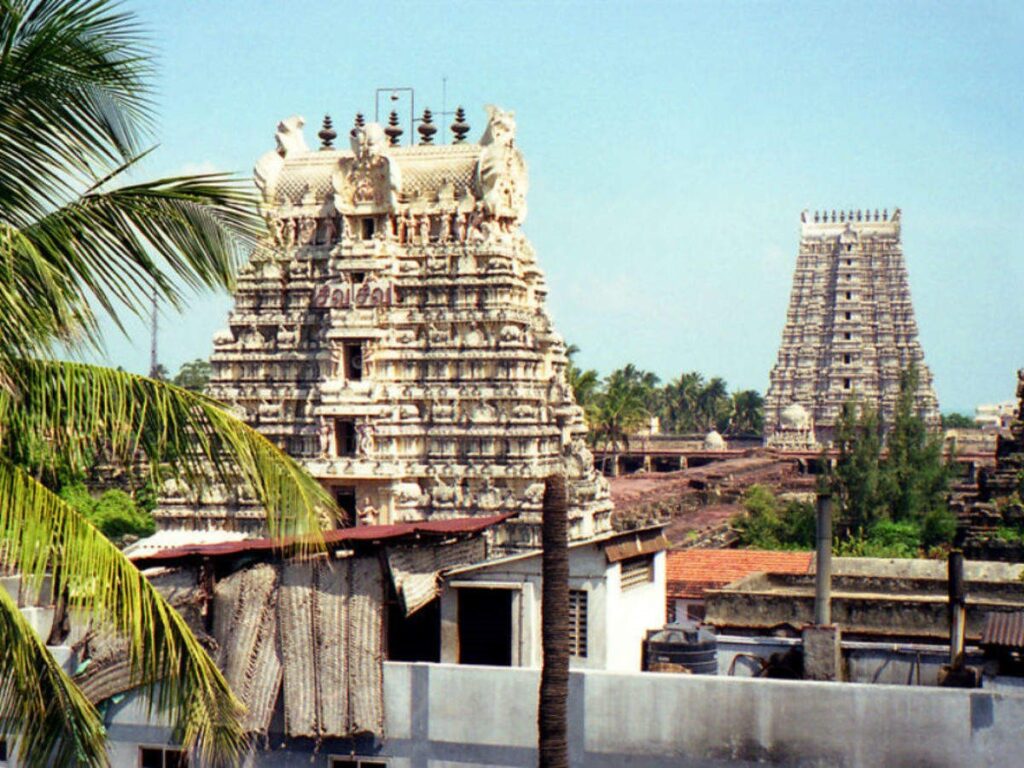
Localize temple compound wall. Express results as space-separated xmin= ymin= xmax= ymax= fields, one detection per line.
xmin=159 ymin=106 xmax=612 ymax=550
xmin=764 ymin=209 xmax=940 ymax=448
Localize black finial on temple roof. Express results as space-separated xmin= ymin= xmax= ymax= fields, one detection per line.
xmin=418 ymin=108 xmax=437 ymax=145
xmin=350 ymin=112 xmax=365 ymax=139
xmin=385 ymin=110 xmax=403 ymax=146
xmin=451 ymin=106 xmax=470 ymax=143
xmin=318 ymin=115 xmax=336 ymax=149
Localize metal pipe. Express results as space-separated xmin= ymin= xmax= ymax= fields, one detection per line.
xmin=814 ymin=493 xmax=833 ymax=625
xmin=948 ymin=550 xmax=966 ymax=667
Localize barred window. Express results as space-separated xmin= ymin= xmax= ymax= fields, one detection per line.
xmin=620 ymin=555 xmax=654 ymax=590
xmin=568 ymin=589 xmax=588 ymax=658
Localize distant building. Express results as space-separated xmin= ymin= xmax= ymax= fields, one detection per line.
xmin=975 ymin=400 xmax=1017 ymax=430
xmin=765 ymin=209 xmax=939 ymax=447
xmin=665 ymin=548 xmax=813 ymax=623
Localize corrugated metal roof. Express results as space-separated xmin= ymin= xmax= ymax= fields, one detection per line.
xmin=132 ymin=514 xmax=510 ymax=566
xmin=981 ymin=611 xmax=1024 ymax=648
xmin=666 ymin=548 xmax=814 ymax=600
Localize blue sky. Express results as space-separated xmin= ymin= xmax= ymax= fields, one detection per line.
xmin=104 ymin=1 xmax=1023 ymax=414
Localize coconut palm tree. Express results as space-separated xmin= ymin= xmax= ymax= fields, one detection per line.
xmin=564 ymin=344 xmax=600 ymax=431
xmin=591 ymin=372 xmax=649 ymax=476
xmin=662 ymin=371 xmax=705 ymax=433
xmin=0 ymin=2 xmax=331 ymax=765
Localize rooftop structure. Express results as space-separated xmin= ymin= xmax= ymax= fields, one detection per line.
xmin=705 ymin=556 xmax=1024 ymax=643
xmin=765 ymin=209 xmax=940 ymax=447
xmin=158 ymin=105 xmax=612 ymax=550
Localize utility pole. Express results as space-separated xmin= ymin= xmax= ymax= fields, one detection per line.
xmin=149 ymin=288 xmax=159 ymax=378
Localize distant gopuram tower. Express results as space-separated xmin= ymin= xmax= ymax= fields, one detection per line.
xmin=198 ymin=106 xmax=612 ymax=549
xmin=764 ymin=208 xmax=940 ymax=448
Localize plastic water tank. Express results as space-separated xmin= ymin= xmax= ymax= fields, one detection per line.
xmin=643 ymin=626 xmax=718 ymax=675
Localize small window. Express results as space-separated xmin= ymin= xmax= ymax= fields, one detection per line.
xmin=139 ymin=747 xmax=188 ymax=768
xmin=844 ymin=332 xmax=852 ymax=340
xmin=361 ymin=217 xmax=376 ymax=239
xmin=843 ymin=378 xmax=852 ymax=390
xmin=569 ymin=589 xmax=588 ymax=657
xmin=621 ymin=555 xmax=654 ymax=590
xmin=335 ymin=419 xmax=357 ymax=456
xmin=351 ymin=271 xmax=366 ymax=284
xmin=345 ymin=343 xmax=364 ymax=381
xmin=844 ymin=312 xmax=851 ymax=320
xmin=843 ymin=354 xmax=852 ymax=364
xmin=845 ymin=291 xmax=852 ymax=300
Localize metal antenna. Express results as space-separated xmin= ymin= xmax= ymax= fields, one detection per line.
xmin=374 ymin=87 xmax=415 ymax=145
xmin=149 ymin=287 xmax=159 ymax=378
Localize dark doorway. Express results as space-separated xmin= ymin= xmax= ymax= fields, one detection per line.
xmin=387 ymin=597 xmax=440 ymax=662
xmin=361 ymin=217 xmax=375 ymax=240
xmin=458 ymin=588 xmax=513 ymax=666
xmin=335 ymin=419 xmax=356 ymax=456
xmin=334 ymin=486 xmax=356 ymax=525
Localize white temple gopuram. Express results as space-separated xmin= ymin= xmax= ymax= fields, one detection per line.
xmin=158 ymin=105 xmax=612 ymax=550
xmin=764 ymin=209 xmax=940 ymax=448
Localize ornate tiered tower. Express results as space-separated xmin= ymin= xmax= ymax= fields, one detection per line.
xmin=175 ymin=106 xmax=611 ymax=550
xmin=764 ymin=209 xmax=940 ymax=447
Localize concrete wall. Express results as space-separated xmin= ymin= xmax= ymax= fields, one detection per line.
xmin=375 ymin=662 xmax=1024 ymax=768
xmin=604 ymin=551 xmax=665 ymax=671
xmin=24 ymin=661 xmax=1024 ymax=767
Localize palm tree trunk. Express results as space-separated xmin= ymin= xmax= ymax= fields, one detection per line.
xmin=538 ymin=474 xmax=569 ymax=768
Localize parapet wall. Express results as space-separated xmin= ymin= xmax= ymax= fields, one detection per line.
xmin=375 ymin=663 xmax=1022 ymax=767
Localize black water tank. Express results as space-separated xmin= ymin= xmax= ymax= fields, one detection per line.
xmin=643 ymin=626 xmax=718 ymax=675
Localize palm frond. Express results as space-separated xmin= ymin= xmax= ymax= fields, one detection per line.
xmin=0 ymin=583 xmax=108 ymax=767
xmin=2 ymin=359 xmax=332 ymax=542
xmin=0 ymin=0 xmax=151 ymax=221
xmin=0 ymin=460 xmax=247 ymax=765
xmin=11 ymin=170 xmax=262 ymax=349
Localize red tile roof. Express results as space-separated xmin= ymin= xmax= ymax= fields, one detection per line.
xmin=132 ymin=514 xmax=510 ymax=566
xmin=666 ymin=548 xmax=814 ymax=600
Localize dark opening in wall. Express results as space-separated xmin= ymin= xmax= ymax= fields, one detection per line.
xmin=335 ymin=419 xmax=357 ymax=456
xmin=387 ymin=596 xmax=440 ymax=662
xmin=335 ymin=485 xmax=356 ymax=525
xmin=345 ymin=342 xmax=364 ymax=381
xmin=361 ymin=217 xmax=375 ymax=239
xmin=458 ymin=587 xmax=513 ymax=666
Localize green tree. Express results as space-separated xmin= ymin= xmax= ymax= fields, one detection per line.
xmin=0 ymin=2 xmax=333 ymax=765
xmin=880 ymin=365 xmax=953 ymax=525
xmin=731 ymin=484 xmax=815 ymax=550
xmin=696 ymin=376 xmax=730 ymax=432
xmin=592 ymin=371 xmax=649 ymax=475
xmin=941 ymin=412 xmax=975 ymax=430
xmin=59 ymin=484 xmax=156 ymax=545
xmin=173 ymin=358 xmax=213 ymax=392
xmin=830 ymin=400 xmax=884 ymax=533
xmin=662 ymin=371 xmax=705 ymax=433
xmin=564 ymin=344 xmax=600 ymax=432
xmin=727 ymin=389 xmax=765 ymax=435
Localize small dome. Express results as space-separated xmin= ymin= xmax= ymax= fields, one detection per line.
xmin=780 ymin=403 xmax=810 ymax=429
xmin=704 ymin=430 xmax=726 ymax=451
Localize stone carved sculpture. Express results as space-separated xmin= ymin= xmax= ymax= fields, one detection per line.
xmin=477 ymin=105 xmax=528 ymax=222
xmin=187 ymin=105 xmax=611 ymax=548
